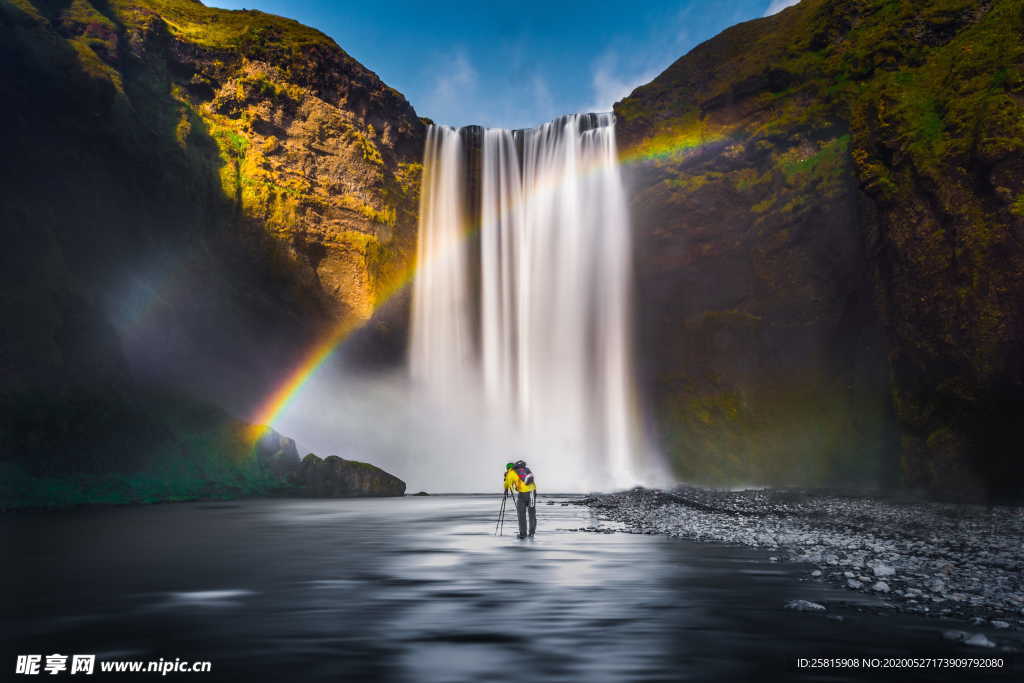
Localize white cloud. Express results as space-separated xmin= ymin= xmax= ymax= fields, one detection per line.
xmin=587 ymin=52 xmax=660 ymax=113
xmin=529 ymin=74 xmax=557 ymax=121
xmin=422 ymin=50 xmax=479 ymax=123
xmin=585 ymin=6 xmax=694 ymax=113
xmin=764 ymin=0 xmax=801 ymax=16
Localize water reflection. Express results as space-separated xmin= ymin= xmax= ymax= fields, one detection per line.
xmin=2 ymin=496 xmax=1020 ymax=682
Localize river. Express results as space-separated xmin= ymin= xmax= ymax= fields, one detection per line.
xmin=2 ymin=495 xmax=1019 ymax=681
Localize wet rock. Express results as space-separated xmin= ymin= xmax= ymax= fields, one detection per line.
xmin=292 ymin=454 xmax=406 ymax=497
xmin=575 ymin=486 xmax=1024 ymax=622
xmin=942 ymin=631 xmax=996 ymax=648
xmin=253 ymin=428 xmax=301 ymax=479
xmin=785 ymin=600 xmax=826 ymax=612
xmin=965 ymin=633 xmax=997 ymax=648
xmin=991 ymin=620 xmax=1010 ymax=629
xmin=872 ymin=581 xmax=890 ymax=593
xmin=848 ymin=579 xmax=863 ymax=589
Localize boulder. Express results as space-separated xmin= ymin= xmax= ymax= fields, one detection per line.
xmin=292 ymin=453 xmax=406 ymax=497
xmin=253 ymin=429 xmax=301 ymax=479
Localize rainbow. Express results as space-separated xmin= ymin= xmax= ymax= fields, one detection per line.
xmin=246 ymin=119 xmax=731 ymax=443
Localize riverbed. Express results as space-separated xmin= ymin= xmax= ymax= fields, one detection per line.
xmin=2 ymin=495 xmax=1020 ymax=681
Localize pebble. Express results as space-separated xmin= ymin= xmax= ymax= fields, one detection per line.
xmin=785 ymin=599 xmax=826 ymax=612
xmin=872 ymin=563 xmax=895 ymax=577
xmin=941 ymin=630 xmax=995 ymax=647
xmin=991 ymin=620 xmax=1009 ymax=629
xmin=964 ymin=633 xmax=997 ymax=648
xmin=872 ymin=581 xmax=890 ymax=593
xmin=577 ymin=486 xmax=1024 ymax=623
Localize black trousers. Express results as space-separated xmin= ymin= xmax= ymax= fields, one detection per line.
xmin=515 ymin=490 xmax=537 ymax=537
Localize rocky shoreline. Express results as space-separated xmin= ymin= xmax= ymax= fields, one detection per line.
xmin=574 ymin=487 xmax=1024 ymax=629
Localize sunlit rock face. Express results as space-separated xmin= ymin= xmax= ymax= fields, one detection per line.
xmin=615 ymin=0 xmax=1024 ymax=500
xmin=0 ymin=0 xmax=424 ymax=482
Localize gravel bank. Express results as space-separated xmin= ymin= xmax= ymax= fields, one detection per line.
xmin=574 ymin=487 xmax=1024 ymax=626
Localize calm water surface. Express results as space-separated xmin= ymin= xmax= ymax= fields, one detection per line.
xmin=2 ymin=495 xmax=1020 ymax=681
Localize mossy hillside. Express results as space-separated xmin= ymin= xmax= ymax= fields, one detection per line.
xmin=620 ymin=0 xmax=1023 ymax=497
xmin=12 ymin=0 xmax=425 ymax=322
xmin=0 ymin=386 xmax=288 ymax=510
xmin=1 ymin=0 xmax=425 ymax=507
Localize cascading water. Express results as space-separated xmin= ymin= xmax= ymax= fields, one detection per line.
xmin=410 ymin=113 xmax=658 ymax=491
xmin=409 ymin=126 xmax=473 ymax=398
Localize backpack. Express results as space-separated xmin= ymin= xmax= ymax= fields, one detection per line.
xmin=513 ymin=461 xmax=534 ymax=487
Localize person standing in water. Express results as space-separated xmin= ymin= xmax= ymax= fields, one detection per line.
xmin=503 ymin=460 xmax=537 ymax=539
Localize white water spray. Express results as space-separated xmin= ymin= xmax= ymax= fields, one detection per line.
xmin=410 ymin=114 xmax=658 ymax=491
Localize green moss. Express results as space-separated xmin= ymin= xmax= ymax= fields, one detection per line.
xmin=778 ymin=135 xmax=848 ymax=184
xmin=237 ymin=73 xmax=301 ymax=103
xmin=339 ymin=195 xmax=395 ymax=226
xmin=1011 ymin=193 xmax=1024 ymax=217
xmin=113 ymin=0 xmax=336 ymax=52
xmin=342 ymin=124 xmax=384 ymax=166
xmin=61 ymin=0 xmax=115 ymax=28
xmin=732 ymin=167 xmax=766 ymax=192
xmin=6 ymin=0 xmax=45 ymax=22
xmin=68 ymin=37 xmax=123 ymax=92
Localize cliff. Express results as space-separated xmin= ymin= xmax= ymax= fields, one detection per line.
xmin=616 ymin=0 xmax=1023 ymax=499
xmin=0 ymin=0 xmax=423 ymax=503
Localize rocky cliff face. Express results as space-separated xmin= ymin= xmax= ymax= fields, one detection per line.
xmin=617 ymin=0 xmax=1023 ymax=499
xmin=0 ymin=0 xmax=423 ymax=498
xmin=293 ymin=453 xmax=407 ymax=497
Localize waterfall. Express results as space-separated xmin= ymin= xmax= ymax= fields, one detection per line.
xmin=410 ymin=114 xmax=655 ymax=491
xmin=409 ymin=126 xmax=473 ymax=398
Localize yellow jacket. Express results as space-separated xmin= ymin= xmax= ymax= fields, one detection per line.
xmin=504 ymin=468 xmax=536 ymax=493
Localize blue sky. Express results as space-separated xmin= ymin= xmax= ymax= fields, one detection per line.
xmin=209 ymin=1 xmax=800 ymax=129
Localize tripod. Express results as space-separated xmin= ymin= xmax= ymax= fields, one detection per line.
xmin=494 ymin=489 xmax=510 ymax=535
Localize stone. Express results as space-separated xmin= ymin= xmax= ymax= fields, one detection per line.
xmin=872 ymin=581 xmax=890 ymax=593
xmin=785 ymin=600 xmax=826 ymax=612
xmin=871 ymin=563 xmax=896 ymax=577
xmin=253 ymin=429 xmax=302 ymax=480
xmin=943 ymin=631 xmax=996 ymax=648
xmin=963 ymin=633 xmax=996 ymax=648
xmin=292 ymin=454 xmax=406 ymax=497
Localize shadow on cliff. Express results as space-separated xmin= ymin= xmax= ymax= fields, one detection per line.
xmin=0 ymin=0 xmax=333 ymax=498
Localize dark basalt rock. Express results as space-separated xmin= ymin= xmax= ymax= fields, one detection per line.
xmin=614 ymin=0 xmax=1024 ymax=501
xmin=291 ymin=453 xmax=406 ymax=498
xmin=253 ymin=429 xmax=301 ymax=479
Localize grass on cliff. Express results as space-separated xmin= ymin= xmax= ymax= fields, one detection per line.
xmin=0 ymin=414 xmax=287 ymax=510
xmin=113 ymin=0 xmax=336 ymax=52
xmin=617 ymin=0 xmax=1024 ymax=493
